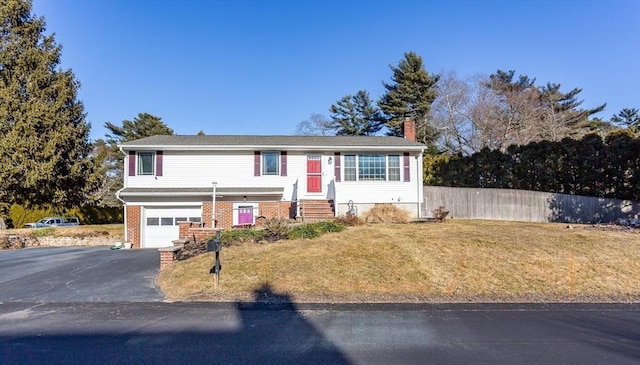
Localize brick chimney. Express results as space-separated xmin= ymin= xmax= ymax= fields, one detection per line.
xmin=403 ymin=117 xmax=416 ymax=141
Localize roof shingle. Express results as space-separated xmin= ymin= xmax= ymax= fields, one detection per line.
xmin=119 ymin=135 xmax=425 ymax=149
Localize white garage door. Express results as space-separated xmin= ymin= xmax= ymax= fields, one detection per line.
xmin=143 ymin=206 xmax=202 ymax=248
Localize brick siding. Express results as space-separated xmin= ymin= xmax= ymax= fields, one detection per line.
xmin=125 ymin=205 xmax=141 ymax=248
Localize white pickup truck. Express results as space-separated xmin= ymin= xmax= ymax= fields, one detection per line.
xmin=24 ymin=216 xmax=80 ymax=228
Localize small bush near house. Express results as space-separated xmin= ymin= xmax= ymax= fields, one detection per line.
xmin=262 ymin=218 xmax=291 ymax=242
xmin=220 ymin=228 xmax=264 ymax=245
xmin=334 ymin=213 xmax=364 ymax=226
xmin=362 ymin=204 xmax=411 ymax=224
xmin=313 ymin=221 xmax=345 ymax=233
xmin=280 ymin=221 xmax=345 ymax=240
xmin=432 ymin=206 xmax=450 ymax=222
xmin=289 ymin=223 xmax=321 ymax=239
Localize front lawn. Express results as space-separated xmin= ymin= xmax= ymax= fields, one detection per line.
xmin=157 ymin=220 xmax=640 ymax=303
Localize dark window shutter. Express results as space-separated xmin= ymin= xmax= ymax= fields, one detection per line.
xmin=334 ymin=152 xmax=341 ymax=182
xmin=155 ymin=151 xmax=163 ymax=176
xmin=254 ymin=151 xmax=261 ymax=176
xmin=403 ymin=152 xmax=410 ymax=182
xmin=128 ymin=151 xmax=136 ymax=176
xmin=280 ymin=151 xmax=287 ymax=176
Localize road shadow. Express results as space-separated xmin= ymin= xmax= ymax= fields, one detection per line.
xmin=0 ymin=285 xmax=350 ymax=364
xmin=553 ymin=311 xmax=640 ymax=361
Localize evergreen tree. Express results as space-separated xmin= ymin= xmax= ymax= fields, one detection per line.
xmin=104 ymin=112 xmax=174 ymax=145
xmin=378 ymin=52 xmax=440 ymax=145
xmin=329 ymin=90 xmax=383 ymax=136
xmin=611 ymin=108 xmax=640 ymax=134
xmin=97 ymin=113 xmax=174 ymax=206
xmin=0 ymin=0 xmax=94 ymax=211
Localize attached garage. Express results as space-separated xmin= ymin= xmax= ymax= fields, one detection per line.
xmin=142 ymin=206 xmax=202 ymax=248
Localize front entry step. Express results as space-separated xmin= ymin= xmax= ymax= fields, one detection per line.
xmin=300 ymin=200 xmax=334 ymax=222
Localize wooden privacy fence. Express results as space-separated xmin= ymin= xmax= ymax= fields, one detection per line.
xmin=423 ymin=186 xmax=640 ymax=224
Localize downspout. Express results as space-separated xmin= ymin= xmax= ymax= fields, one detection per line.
xmin=117 ymin=145 xmax=128 ymax=242
xmin=212 ymin=181 xmax=217 ymax=227
xmin=115 ymin=187 xmax=127 ymax=243
xmin=417 ymin=150 xmax=424 ymax=218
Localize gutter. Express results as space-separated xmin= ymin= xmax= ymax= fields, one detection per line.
xmin=116 ymin=144 xmax=128 ymax=243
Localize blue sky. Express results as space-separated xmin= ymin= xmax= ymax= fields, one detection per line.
xmin=32 ymin=0 xmax=640 ymax=141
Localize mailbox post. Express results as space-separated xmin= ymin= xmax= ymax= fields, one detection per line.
xmin=206 ymin=231 xmax=222 ymax=289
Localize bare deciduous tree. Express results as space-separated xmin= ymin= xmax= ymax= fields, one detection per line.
xmin=295 ymin=113 xmax=335 ymax=136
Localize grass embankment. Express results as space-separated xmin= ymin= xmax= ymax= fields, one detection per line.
xmin=7 ymin=224 xmax=124 ymax=238
xmin=158 ymin=220 xmax=640 ymax=303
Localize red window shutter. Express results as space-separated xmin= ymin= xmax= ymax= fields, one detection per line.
xmin=254 ymin=151 xmax=261 ymax=176
xmin=155 ymin=151 xmax=163 ymax=176
xmin=280 ymin=151 xmax=287 ymax=176
xmin=403 ymin=152 xmax=410 ymax=182
xmin=128 ymin=151 xmax=136 ymax=176
xmin=334 ymin=152 xmax=341 ymax=182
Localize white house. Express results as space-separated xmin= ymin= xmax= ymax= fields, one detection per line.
xmin=117 ymin=122 xmax=425 ymax=248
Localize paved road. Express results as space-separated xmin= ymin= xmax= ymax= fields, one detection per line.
xmin=0 ymin=247 xmax=164 ymax=302
xmin=1 ymin=248 xmax=638 ymax=364
xmin=0 ymin=301 xmax=638 ymax=364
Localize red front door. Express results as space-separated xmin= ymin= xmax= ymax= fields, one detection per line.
xmin=307 ymin=155 xmax=322 ymax=193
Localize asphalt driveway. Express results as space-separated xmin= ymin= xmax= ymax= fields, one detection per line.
xmin=0 ymin=247 xmax=164 ymax=302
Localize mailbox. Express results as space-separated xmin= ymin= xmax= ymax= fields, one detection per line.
xmin=207 ymin=239 xmax=222 ymax=253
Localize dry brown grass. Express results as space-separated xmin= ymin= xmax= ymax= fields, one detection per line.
xmin=6 ymin=224 xmax=124 ymax=238
xmin=362 ymin=204 xmax=411 ymax=223
xmin=157 ymin=220 xmax=640 ymax=303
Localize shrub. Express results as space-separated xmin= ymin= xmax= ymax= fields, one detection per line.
xmin=334 ymin=212 xmax=364 ymax=226
xmin=432 ymin=206 xmax=449 ymax=222
xmin=32 ymin=227 xmax=55 ymax=237
xmin=9 ymin=204 xmax=123 ymax=228
xmin=362 ymin=204 xmax=411 ymax=223
xmin=219 ymin=228 xmax=264 ymax=245
xmin=289 ymin=223 xmax=321 ymax=239
xmin=313 ymin=220 xmax=345 ymax=233
xmin=10 ymin=205 xmax=54 ymax=228
xmin=262 ymin=218 xmax=291 ymax=242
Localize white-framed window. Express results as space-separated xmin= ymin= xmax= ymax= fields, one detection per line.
xmin=358 ymin=154 xmax=386 ymax=181
xmin=342 ymin=154 xmax=402 ymax=182
xmin=138 ymin=152 xmax=155 ymax=175
xmin=344 ymin=155 xmax=356 ymax=181
xmin=388 ymin=155 xmax=400 ymax=181
xmin=262 ymin=152 xmax=280 ymax=175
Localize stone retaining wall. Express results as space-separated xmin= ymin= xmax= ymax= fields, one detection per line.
xmin=36 ymin=236 xmax=119 ymax=247
xmin=2 ymin=234 xmax=120 ymax=249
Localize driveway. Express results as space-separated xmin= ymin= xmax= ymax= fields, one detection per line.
xmin=0 ymin=247 xmax=164 ymax=302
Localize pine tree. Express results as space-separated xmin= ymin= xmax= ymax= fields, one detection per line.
xmin=96 ymin=113 xmax=174 ymax=206
xmin=378 ymin=52 xmax=440 ymax=145
xmin=104 ymin=112 xmax=174 ymax=145
xmin=329 ymin=90 xmax=383 ymax=136
xmin=0 ymin=0 xmax=94 ymax=211
xmin=611 ymin=108 xmax=640 ymax=135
